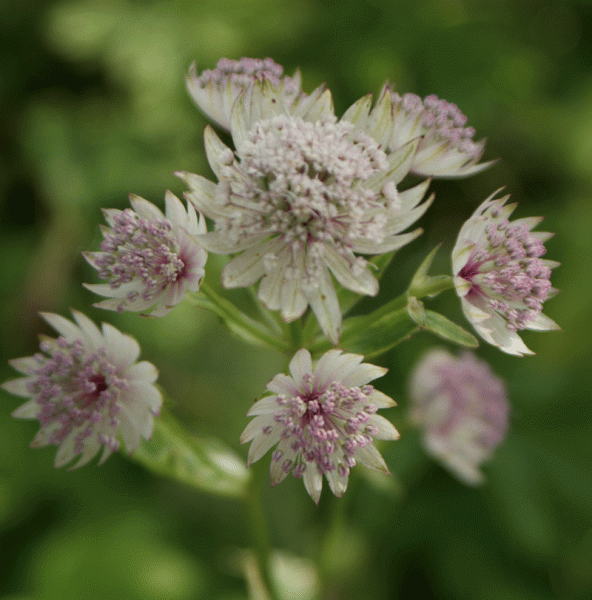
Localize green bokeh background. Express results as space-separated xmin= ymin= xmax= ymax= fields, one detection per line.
xmin=1 ymin=0 xmax=591 ymax=598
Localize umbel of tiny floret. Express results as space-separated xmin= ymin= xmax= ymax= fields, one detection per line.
xmin=84 ymin=191 xmax=207 ymax=317
xmin=240 ymin=348 xmax=400 ymax=504
xmin=389 ymin=90 xmax=494 ymax=178
xmin=186 ymin=57 xmax=302 ymax=131
xmin=452 ymin=190 xmax=560 ymax=356
xmin=409 ymin=348 xmax=509 ymax=485
xmin=178 ymin=79 xmax=432 ymax=343
xmin=1 ymin=311 xmax=162 ymax=468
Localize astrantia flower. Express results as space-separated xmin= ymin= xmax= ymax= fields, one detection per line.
xmin=84 ymin=191 xmax=207 ymax=316
xmin=409 ymin=348 xmax=509 ymax=485
xmin=179 ymin=81 xmax=432 ymax=343
xmin=452 ymin=191 xmax=560 ymax=356
xmin=240 ymin=348 xmax=399 ymax=503
xmin=389 ymin=91 xmax=494 ymax=177
xmin=186 ymin=57 xmax=302 ymax=131
xmin=2 ymin=311 xmax=162 ymax=468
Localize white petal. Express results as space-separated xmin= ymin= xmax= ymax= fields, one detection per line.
xmin=6 ymin=355 xmax=36 ymax=375
xmin=340 ymin=363 xmax=387 ymax=387
xmin=527 ymin=313 xmax=560 ymax=331
xmin=368 ymin=414 xmax=400 ymax=440
xmin=289 ymin=349 xmax=313 ymax=387
xmin=101 ymin=323 xmax=140 ymax=368
xmin=323 ymin=246 xmax=378 ymax=296
xmin=303 ymin=464 xmax=323 ymax=504
xmin=125 ymin=361 xmax=159 ymax=385
xmin=72 ymin=310 xmax=103 ymax=350
xmin=306 ymin=266 xmax=341 ymax=345
xmin=221 ymin=238 xmax=282 ymax=288
xmin=325 ymin=468 xmax=349 ymax=498
xmin=11 ymin=398 xmax=39 ymax=417
xmin=266 ymin=374 xmax=301 ymax=397
xmin=247 ymin=425 xmax=282 ymax=465
xmin=129 ymin=195 xmax=164 ymax=221
xmin=40 ymin=313 xmax=82 ymax=343
xmin=354 ymin=444 xmax=389 ymax=473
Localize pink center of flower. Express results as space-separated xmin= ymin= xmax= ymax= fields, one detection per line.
xmin=26 ymin=337 xmax=127 ymax=453
xmin=458 ymin=217 xmax=552 ymax=331
xmin=95 ymin=210 xmax=187 ymax=302
xmin=270 ymin=375 xmax=378 ymax=477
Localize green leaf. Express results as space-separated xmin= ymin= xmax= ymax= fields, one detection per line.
xmin=311 ymin=305 xmax=418 ymax=359
xmin=131 ymin=411 xmax=250 ymax=499
xmin=423 ymin=310 xmax=479 ymax=347
xmin=406 ymin=297 xmax=479 ymax=347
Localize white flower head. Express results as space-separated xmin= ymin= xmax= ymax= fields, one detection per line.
xmin=2 ymin=311 xmax=162 ymax=469
xmin=409 ymin=348 xmax=509 ymax=485
xmin=186 ymin=57 xmax=302 ymax=131
xmin=240 ymin=348 xmax=400 ymax=504
xmin=452 ymin=191 xmax=560 ymax=356
xmin=389 ymin=90 xmax=495 ymax=178
xmin=178 ymin=81 xmax=432 ymax=343
xmin=84 ymin=191 xmax=207 ymax=317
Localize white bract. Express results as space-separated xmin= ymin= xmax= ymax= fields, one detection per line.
xmin=240 ymin=348 xmax=400 ymax=503
xmin=2 ymin=311 xmax=162 ymax=468
xmin=179 ymin=80 xmax=432 ymax=343
xmin=452 ymin=191 xmax=560 ymax=355
xmin=409 ymin=348 xmax=509 ymax=485
xmin=84 ymin=191 xmax=207 ymax=317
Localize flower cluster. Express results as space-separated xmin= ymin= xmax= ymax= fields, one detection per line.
xmin=409 ymin=348 xmax=509 ymax=484
xmin=2 ymin=56 xmax=559 ymax=505
xmin=241 ymin=348 xmax=399 ymax=503
xmin=2 ymin=311 xmax=162 ymax=468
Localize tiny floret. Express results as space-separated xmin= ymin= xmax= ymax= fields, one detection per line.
xmin=240 ymin=348 xmax=399 ymax=503
xmin=2 ymin=311 xmax=162 ymax=468
xmin=409 ymin=348 xmax=509 ymax=485
xmin=452 ymin=191 xmax=560 ymax=356
xmin=186 ymin=57 xmax=302 ymax=130
xmin=179 ymin=81 xmax=432 ymax=343
xmin=389 ymin=91 xmax=493 ymax=178
xmin=84 ymin=191 xmax=207 ymax=316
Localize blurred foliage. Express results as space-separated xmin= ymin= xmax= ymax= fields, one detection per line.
xmin=1 ymin=0 xmax=592 ymax=598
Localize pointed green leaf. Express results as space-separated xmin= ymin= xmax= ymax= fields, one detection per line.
xmin=423 ymin=309 xmax=479 ymax=347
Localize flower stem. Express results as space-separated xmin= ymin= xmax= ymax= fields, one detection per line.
xmin=244 ymin=459 xmax=279 ymax=600
xmin=190 ymin=283 xmax=291 ymax=354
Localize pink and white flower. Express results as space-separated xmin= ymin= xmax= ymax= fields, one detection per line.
xmin=409 ymin=348 xmax=509 ymax=485
xmin=389 ymin=91 xmax=494 ymax=178
xmin=84 ymin=191 xmax=207 ymax=317
xmin=178 ymin=81 xmax=432 ymax=343
xmin=2 ymin=311 xmax=162 ymax=468
xmin=186 ymin=57 xmax=302 ymax=131
xmin=452 ymin=191 xmax=560 ymax=356
xmin=240 ymin=348 xmax=400 ymax=503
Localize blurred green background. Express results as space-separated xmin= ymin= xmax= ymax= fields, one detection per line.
xmin=1 ymin=0 xmax=591 ymax=598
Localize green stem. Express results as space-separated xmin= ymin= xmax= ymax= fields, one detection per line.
xmin=190 ymin=283 xmax=291 ymax=354
xmin=244 ymin=460 xmax=279 ymax=600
